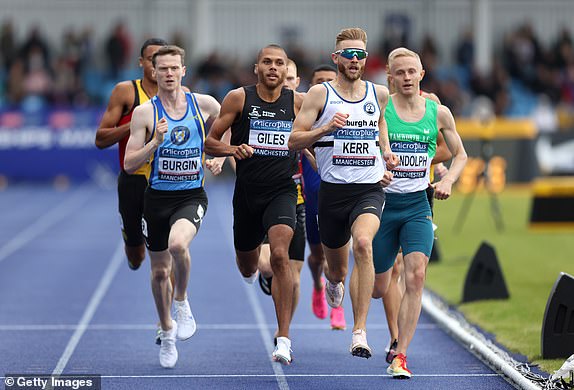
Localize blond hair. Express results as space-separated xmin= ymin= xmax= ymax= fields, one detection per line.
xmin=387 ymin=47 xmax=422 ymax=71
xmin=287 ymin=59 xmax=297 ymax=74
xmin=335 ymin=27 xmax=367 ymax=48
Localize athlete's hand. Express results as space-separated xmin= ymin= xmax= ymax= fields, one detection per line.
xmin=434 ymin=163 xmax=449 ymax=180
xmin=206 ymin=158 xmax=225 ymax=175
xmin=325 ymin=112 xmax=349 ymax=134
xmin=379 ymin=170 xmax=393 ymax=187
xmin=233 ymin=143 xmax=254 ymax=160
xmin=433 ymin=178 xmax=454 ymax=200
xmin=383 ymin=151 xmax=399 ymax=170
xmin=154 ymin=117 xmax=168 ymax=146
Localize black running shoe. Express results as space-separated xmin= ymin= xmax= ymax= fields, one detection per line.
xmin=386 ymin=339 xmax=398 ymax=364
xmin=258 ymin=273 xmax=272 ymax=296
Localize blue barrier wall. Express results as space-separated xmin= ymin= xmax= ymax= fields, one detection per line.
xmin=0 ymin=109 xmax=119 ymax=181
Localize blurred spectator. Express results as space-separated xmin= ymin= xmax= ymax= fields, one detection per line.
xmin=470 ymin=60 xmax=511 ymax=116
xmin=0 ymin=19 xmax=16 ymax=73
xmin=455 ymin=28 xmax=474 ymax=70
xmin=105 ymin=21 xmax=132 ymax=78
xmin=170 ymin=30 xmax=187 ymax=54
xmin=20 ymin=25 xmax=51 ymax=73
xmin=191 ymin=52 xmax=233 ymax=102
xmin=532 ymin=94 xmax=558 ymax=133
xmin=502 ymin=22 xmax=542 ymax=89
xmin=0 ymin=17 xmax=573 ymax=126
xmin=23 ymin=45 xmax=52 ymax=106
xmin=438 ymin=77 xmax=469 ymax=117
xmin=6 ymin=58 xmax=26 ymax=105
xmin=552 ymin=27 xmax=574 ymax=68
xmin=381 ymin=13 xmax=411 ymax=58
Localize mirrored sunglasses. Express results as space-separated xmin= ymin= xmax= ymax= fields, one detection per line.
xmin=335 ymin=48 xmax=368 ymax=60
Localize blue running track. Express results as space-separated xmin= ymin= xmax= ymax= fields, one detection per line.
xmin=0 ymin=177 xmax=517 ymax=389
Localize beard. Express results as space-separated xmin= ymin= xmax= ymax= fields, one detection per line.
xmin=338 ymin=62 xmax=364 ymax=81
xmin=259 ymin=71 xmax=286 ymax=89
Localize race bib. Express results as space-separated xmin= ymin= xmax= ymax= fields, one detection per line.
xmin=157 ymin=147 xmax=201 ymax=181
xmin=390 ymin=141 xmax=429 ymax=179
xmin=332 ymin=128 xmax=377 ymax=166
xmin=248 ymin=119 xmax=292 ymax=157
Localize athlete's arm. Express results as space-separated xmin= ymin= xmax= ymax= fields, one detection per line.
xmin=422 ymin=92 xmax=452 ymax=164
xmin=204 ymin=88 xmax=253 ymax=160
xmin=124 ymin=102 xmax=162 ymax=174
xmin=95 ymin=81 xmax=134 ymax=149
xmin=289 ymin=84 xmax=347 ymax=151
xmin=293 ymin=91 xmax=305 ymax=115
xmin=433 ymin=105 xmax=468 ymax=200
xmin=375 ymin=84 xmax=399 ymax=170
xmin=194 ymin=93 xmax=229 ymax=175
xmin=432 ymin=130 xmax=452 ymax=164
xmin=302 ymin=149 xmax=318 ymax=171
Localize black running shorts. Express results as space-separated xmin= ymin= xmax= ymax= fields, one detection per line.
xmin=117 ymin=170 xmax=148 ymax=247
xmin=233 ymin=180 xmax=297 ymax=252
xmin=143 ymin=187 xmax=208 ymax=251
xmin=262 ymin=203 xmax=306 ymax=261
xmin=318 ymin=181 xmax=385 ymax=249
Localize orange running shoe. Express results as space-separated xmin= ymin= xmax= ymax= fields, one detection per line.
xmin=387 ymin=353 xmax=412 ymax=379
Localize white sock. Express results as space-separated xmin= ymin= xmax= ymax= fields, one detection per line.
xmin=242 ymin=269 xmax=259 ymax=284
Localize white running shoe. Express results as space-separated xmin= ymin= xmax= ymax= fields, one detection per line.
xmin=272 ymin=337 xmax=292 ymax=365
xmin=350 ymin=328 xmax=372 ymax=359
xmin=174 ymin=299 xmax=196 ymax=341
xmin=242 ymin=269 xmax=259 ymax=285
xmin=159 ymin=320 xmax=178 ymax=368
xmin=325 ymin=281 xmax=345 ymax=308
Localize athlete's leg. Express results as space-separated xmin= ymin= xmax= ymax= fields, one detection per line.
xmin=308 ymin=243 xmax=325 ymax=290
xmin=349 ymin=213 xmax=379 ymax=332
xmin=149 ymin=249 xmax=174 ymax=331
xmin=167 ymin=219 xmax=197 ymax=301
xmin=383 ymin=253 xmax=403 ymax=342
xmin=289 ymin=259 xmax=304 ymax=320
xmin=396 ymin=251 xmax=428 ymax=355
xmin=258 ymin=243 xmax=272 ymax=278
xmin=268 ymin=224 xmax=295 ymax=339
xmin=125 ymin=244 xmax=146 ymax=270
xmin=236 ymin=248 xmax=260 ymax=280
xmin=322 ymin=243 xmax=350 ymax=284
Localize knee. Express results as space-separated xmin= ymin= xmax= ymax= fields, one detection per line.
xmin=405 ymin=263 xmax=426 ymax=293
xmin=270 ymin=247 xmax=289 ymax=266
xmin=151 ymin=267 xmax=170 ymax=283
xmin=168 ymin=240 xmax=187 ymax=259
xmin=352 ymin=236 xmax=372 ymax=261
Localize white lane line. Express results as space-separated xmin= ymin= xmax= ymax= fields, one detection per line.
xmin=51 ymin=241 xmax=124 ymax=376
xmin=0 ymin=323 xmax=440 ymax=331
xmin=0 ymin=186 xmax=92 ymax=265
xmin=0 ymin=374 xmax=501 ymax=380
xmin=213 ymin=187 xmax=289 ymax=390
xmin=422 ymin=291 xmax=541 ymax=390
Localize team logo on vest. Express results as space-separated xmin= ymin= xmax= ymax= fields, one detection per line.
xmin=249 ymin=105 xmax=261 ymax=118
xmin=170 ymin=126 xmax=190 ymax=145
xmin=363 ymin=101 xmax=376 ymax=115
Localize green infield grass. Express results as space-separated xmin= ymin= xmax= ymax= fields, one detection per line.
xmin=427 ymin=186 xmax=574 ymax=374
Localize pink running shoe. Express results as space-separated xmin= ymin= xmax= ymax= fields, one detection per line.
xmin=330 ymin=306 xmax=346 ymax=330
xmin=312 ymin=278 xmax=328 ymax=319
